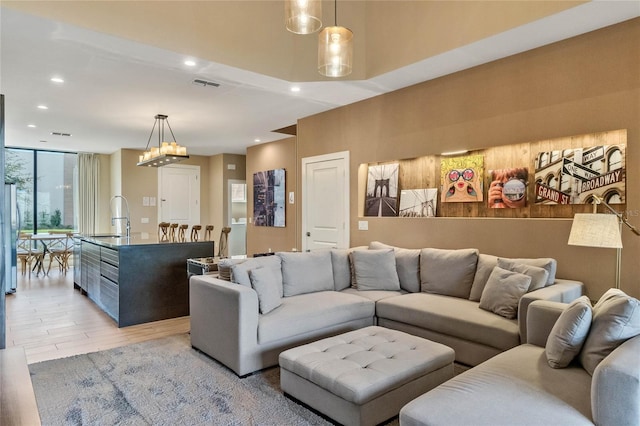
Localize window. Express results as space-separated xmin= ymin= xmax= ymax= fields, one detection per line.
xmin=538 ymin=152 xmax=549 ymax=168
xmin=607 ymin=148 xmax=622 ymax=171
xmin=560 ymin=173 xmax=571 ymax=193
xmin=4 ymin=148 xmax=77 ymax=233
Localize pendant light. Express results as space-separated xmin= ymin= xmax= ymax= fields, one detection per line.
xmin=318 ymin=0 xmax=353 ymax=77
xmin=137 ymin=114 xmax=189 ymax=167
xmin=285 ymin=0 xmax=322 ymax=34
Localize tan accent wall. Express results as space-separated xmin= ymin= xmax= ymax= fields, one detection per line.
xmin=246 ymin=138 xmax=297 ymax=255
xmin=294 ymin=19 xmax=640 ymax=299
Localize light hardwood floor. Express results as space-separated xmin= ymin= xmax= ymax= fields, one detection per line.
xmin=5 ymin=266 xmax=190 ymax=365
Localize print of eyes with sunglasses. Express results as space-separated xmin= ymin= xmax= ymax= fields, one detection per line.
xmin=448 ymin=169 xmax=474 ymax=182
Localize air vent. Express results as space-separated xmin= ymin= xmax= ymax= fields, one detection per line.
xmin=192 ymin=79 xmax=220 ymax=88
xmin=51 ymin=132 xmax=72 ymax=137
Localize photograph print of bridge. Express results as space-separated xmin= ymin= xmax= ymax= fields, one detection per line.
xmin=364 ymin=163 xmax=399 ymax=217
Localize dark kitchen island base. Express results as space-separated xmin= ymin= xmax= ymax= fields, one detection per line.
xmin=76 ymin=234 xmax=214 ymax=327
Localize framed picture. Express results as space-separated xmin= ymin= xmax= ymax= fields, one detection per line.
xmin=253 ymin=168 xmax=285 ymax=227
xmin=399 ymin=188 xmax=438 ymax=217
xmin=231 ymin=183 xmax=246 ymax=202
xmin=487 ymin=168 xmax=528 ymax=208
xmin=440 ymin=155 xmax=484 ymax=203
xmin=364 ymin=163 xmax=399 ymax=217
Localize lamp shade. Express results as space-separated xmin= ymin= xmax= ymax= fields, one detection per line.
xmin=568 ymin=213 xmax=622 ymax=248
xmin=285 ymin=0 xmax=322 ymax=34
xmin=318 ymin=26 xmax=353 ymax=77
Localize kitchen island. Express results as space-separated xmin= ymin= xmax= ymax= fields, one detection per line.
xmin=74 ymin=234 xmax=214 ymax=327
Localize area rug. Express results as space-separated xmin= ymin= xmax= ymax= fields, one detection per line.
xmin=29 ymin=333 xmax=338 ymax=425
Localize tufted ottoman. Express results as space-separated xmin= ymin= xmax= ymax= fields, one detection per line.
xmin=279 ymin=326 xmax=455 ymax=426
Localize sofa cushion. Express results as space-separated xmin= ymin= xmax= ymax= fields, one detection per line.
xmin=579 ymin=288 xmax=640 ymax=375
xmin=248 ymin=267 xmax=282 ymax=314
xmin=479 ymin=266 xmax=531 ymax=319
xmin=469 ymin=254 xmax=498 ymax=302
xmin=341 ymin=287 xmax=405 ymax=302
xmin=331 ymin=249 xmax=351 ymax=291
xmin=351 ymin=249 xmax=400 ymax=291
xmin=498 ymin=257 xmax=557 ymax=286
xmin=369 ymin=241 xmax=421 ymax=293
xmin=420 ymin=248 xmax=479 ymax=299
xmin=376 ymin=293 xmax=520 ymax=351
xmin=400 ymin=344 xmax=592 ymax=426
xmin=348 ymin=246 xmax=370 ymax=288
xmin=258 ymin=291 xmax=375 ymax=344
xmin=279 ymin=251 xmax=334 ymax=297
xmin=231 ymin=255 xmax=282 ymax=294
xmin=546 ymin=296 xmax=592 ymax=368
xmin=497 ymin=259 xmax=549 ymax=292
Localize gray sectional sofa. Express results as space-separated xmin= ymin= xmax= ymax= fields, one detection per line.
xmin=400 ymin=295 xmax=640 ymax=426
xmin=189 ymin=242 xmax=583 ymax=376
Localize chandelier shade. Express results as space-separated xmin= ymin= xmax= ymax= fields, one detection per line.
xmin=318 ymin=25 xmax=353 ymax=77
xmin=285 ymin=0 xmax=322 ymax=34
xmin=137 ymin=114 xmax=189 ymax=167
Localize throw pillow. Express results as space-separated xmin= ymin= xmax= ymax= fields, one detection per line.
xmin=479 ymin=266 xmax=531 ymax=319
xmin=420 ymin=248 xmax=479 ymax=299
xmin=545 ymin=296 xmax=592 ymax=368
xmin=248 ymin=267 xmax=282 ymax=314
xmin=497 ymin=259 xmax=549 ymax=292
xmin=469 ymin=254 xmax=498 ymax=302
xmin=369 ymin=241 xmax=420 ymax=293
xmin=231 ymin=255 xmax=282 ymax=294
xmin=351 ymin=249 xmax=401 ymax=291
xmin=331 ymin=249 xmax=351 ymax=291
xmin=579 ymin=289 xmax=640 ymax=375
xmin=348 ymin=246 xmax=369 ymax=288
xmin=279 ymin=251 xmax=334 ymax=297
xmin=498 ymin=257 xmax=557 ymax=286
xmin=218 ymin=258 xmax=245 ymax=281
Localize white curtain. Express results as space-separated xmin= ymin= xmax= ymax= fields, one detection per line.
xmin=78 ymin=153 xmax=100 ymax=235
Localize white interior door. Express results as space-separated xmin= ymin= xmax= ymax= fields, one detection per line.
xmin=302 ymin=151 xmax=349 ymax=251
xmin=158 ymin=165 xmax=200 ymax=226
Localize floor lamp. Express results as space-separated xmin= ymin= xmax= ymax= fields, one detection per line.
xmin=568 ymin=195 xmax=640 ymax=289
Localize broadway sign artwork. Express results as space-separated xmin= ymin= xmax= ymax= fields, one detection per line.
xmin=534 ymin=143 xmax=626 ymax=205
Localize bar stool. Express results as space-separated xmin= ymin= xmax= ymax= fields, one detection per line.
xmin=169 ymin=223 xmax=179 ymax=241
xmin=158 ymin=222 xmax=170 ymax=241
xmin=178 ymin=224 xmax=188 ymax=242
xmin=190 ymin=225 xmax=202 ymax=242
xmin=218 ymin=226 xmax=231 ymax=258
xmin=204 ymin=225 xmax=214 ymax=241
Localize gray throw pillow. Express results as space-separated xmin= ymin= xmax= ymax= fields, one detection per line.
xmin=331 ymin=249 xmax=351 ymax=291
xmin=369 ymin=241 xmax=420 ymax=293
xmin=498 ymin=257 xmax=557 ymax=286
xmin=546 ymin=296 xmax=592 ymax=368
xmin=351 ymin=249 xmax=400 ymax=291
xmin=248 ymin=267 xmax=282 ymax=314
xmin=348 ymin=246 xmax=369 ymax=289
xmin=421 ymin=248 xmax=479 ymax=299
xmin=479 ymin=266 xmax=531 ymax=319
xmin=279 ymin=251 xmax=334 ymax=297
xmin=469 ymin=254 xmax=499 ymax=302
xmin=231 ymin=256 xmax=282 ymax=295
xmin=497 ymin=259 xmax=549 ymax=292
xmin=579 ymin=289 xmax=640 ymax=375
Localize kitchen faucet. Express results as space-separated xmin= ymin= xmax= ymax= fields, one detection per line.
xmin=110 ymin=195 xmax=131 ymax=238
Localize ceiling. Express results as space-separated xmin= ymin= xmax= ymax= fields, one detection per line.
xmin=1 ymin=1 xmax=638 ymax=156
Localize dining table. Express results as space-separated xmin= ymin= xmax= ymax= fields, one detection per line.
xmin=30 ymin=233 xmax=69 ymax=276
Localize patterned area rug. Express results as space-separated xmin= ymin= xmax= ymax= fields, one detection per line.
xmin=29 ymin=333 xmax=337 ymax=425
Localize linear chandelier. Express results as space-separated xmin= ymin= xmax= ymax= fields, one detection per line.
xmin=318 ymin=0 xmax=353 ymax=77
xmin=285 ymin=0 xmax=322 ymax=34
xmin=137 ymin=114 xmax=189 ymax=167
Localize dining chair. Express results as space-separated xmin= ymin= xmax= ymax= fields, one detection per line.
xmin=17 ymin=234 xmax=40 ymax=278
xmin=46 ymin=233 xmax=73 ymax=275
xmin=218 ymin=227 xmax=231 ymax=258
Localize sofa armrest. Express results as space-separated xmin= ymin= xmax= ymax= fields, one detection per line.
xmin=189 ymin=275 xmax=259 ymax=376
xmin=525 ymin=300 xmax=566 ymax=347
xmin=592 ymin=335 xmax=640 ymax=426
xmin=518 ymin=279 xmax=583 ymax=343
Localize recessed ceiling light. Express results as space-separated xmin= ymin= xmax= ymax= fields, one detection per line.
xmin=290 ymin=86 xmax=301 ymax=92
xmin=184 ymin=60 xmax=196 ymax=67
xmin=27 ymin=124 xmax=36 ymax=128
xmin=37 ymin=105 xmax=48 ymax=110
xmin=50 ymin=77 xmax=64 ymax=83
xmin=254 ymin=139 xmax=261 ymax=143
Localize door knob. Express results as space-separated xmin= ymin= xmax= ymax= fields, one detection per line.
xmin=306 ymin=232 xmax=311 ymax=237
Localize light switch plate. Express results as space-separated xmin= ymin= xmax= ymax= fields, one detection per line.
xmin=358 ymin=220 xmax=369 ymax=231
xmin=289 ymin=192 xmax=295 ymax=204
xmin=141 ymin=217 xmax=149 ymax=224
